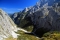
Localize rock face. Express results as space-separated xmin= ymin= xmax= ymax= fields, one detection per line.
xmin=11 ymin=0 xmax=60 ymax=37
xmin=0 ymin=9 xmax=17 ymax=40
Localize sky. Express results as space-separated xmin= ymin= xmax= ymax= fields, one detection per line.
xmin=0 ymin=0 xmax=38 ymax=14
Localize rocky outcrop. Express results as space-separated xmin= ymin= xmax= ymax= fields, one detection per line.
xmin=0 ymin=9 xmax=17 ymax=40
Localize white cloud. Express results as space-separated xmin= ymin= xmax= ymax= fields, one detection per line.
xmin=3 ymin=7 xmax=23 ymax=11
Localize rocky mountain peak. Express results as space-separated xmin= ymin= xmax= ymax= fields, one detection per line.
xmin=22 ymin=7 xmax=29 ymax=12
xmin=21 ymin=0 xmax=58 ymax=14
xmin=11 ymin=0 xmax=60 ymax=37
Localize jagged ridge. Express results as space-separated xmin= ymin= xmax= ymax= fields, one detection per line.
xmin=11 ymin=0 xmax=60 ymax=37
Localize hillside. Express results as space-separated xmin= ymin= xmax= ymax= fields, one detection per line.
xmin=0 ymin=9 xmax=17 ymax=40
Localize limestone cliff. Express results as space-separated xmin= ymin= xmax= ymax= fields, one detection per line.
xmin=0 ymin=9 xmax=17 ymax=40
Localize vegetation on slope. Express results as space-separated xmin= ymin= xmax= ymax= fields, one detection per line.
xmin=16 ymin=30 xmax=40 ymax=40
xmin=40 ymin=31 xmax=60 ymax=40
xmin=16 ymin=30 xmax=60 ymax=40
xmin=4 ymin=36 xmax=17 ymax=40
xmin=4 ymin=28 xmax=60 ymax=40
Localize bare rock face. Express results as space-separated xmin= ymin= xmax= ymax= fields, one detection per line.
xmin=11 ymin=0 xmax=60 ymax=37
xmin=0 ymin=9 xmax=17 ymax=40
xmin=26 ymin=2 xmax=60 ymax=37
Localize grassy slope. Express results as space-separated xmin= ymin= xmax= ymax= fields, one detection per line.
xmin=41 ymin=31 xmax=60 ymax=40
xmin=16 ymin=30 xmax=40 ymax=40
xmin=4 ymin=36 xmax=17 ymax=40
xmin=4 ymin=30 xmax=60 ymax=40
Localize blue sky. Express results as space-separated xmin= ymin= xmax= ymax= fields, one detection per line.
xmin=0 ymin=0 xmax=38 ymax=14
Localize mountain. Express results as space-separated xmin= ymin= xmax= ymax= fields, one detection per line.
xmin=0 ymin=9 xmax=17 ymax=40
xmin=11 ymin=0 xmax=60 ymax=37
xmin=0 ymin=9 xmax=39 ymax=40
